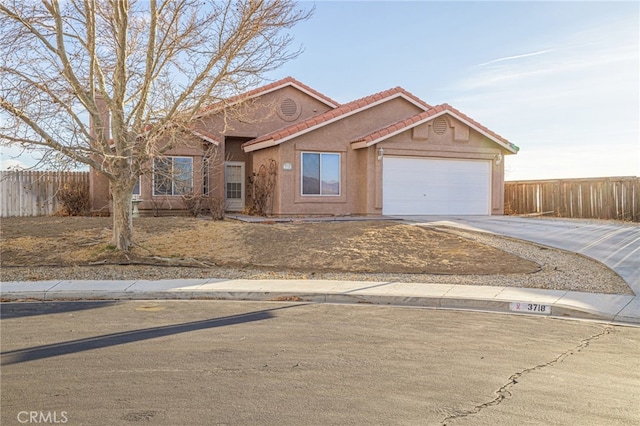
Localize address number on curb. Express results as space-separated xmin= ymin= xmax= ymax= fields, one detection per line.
xmin=509 ymin=302 xmax=551 ymax=315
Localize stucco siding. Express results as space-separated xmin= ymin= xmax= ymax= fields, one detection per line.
xmin=266 ymin=97 xmax=425 ymax=216
xmin=197 ymin=86 xmax=334 ymax=141
xmin=258 ymin=99 xmax=509 ymax=216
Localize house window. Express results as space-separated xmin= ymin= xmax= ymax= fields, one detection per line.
xmin=132 ymin=177 xmax=141 ymax=196
xmin=302 ymin=152 xmax=340 ymax=196
xmin=203 ymin=157 xmax=210 ymax=196
xmin=153 ymin=156 xmax=193 ymax=195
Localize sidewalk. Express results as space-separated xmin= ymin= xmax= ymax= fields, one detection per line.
xmin=2 ymin=278 xmax=639 ymax=325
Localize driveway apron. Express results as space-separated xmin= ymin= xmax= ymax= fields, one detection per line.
xmin=397 ymin=216 xmax=640 ymax=295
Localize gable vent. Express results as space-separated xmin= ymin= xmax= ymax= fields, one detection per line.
xmin=433 ymin=117 xmax=448 ymax=135
xmin=280 ymin=98 xmax=298 ymax=117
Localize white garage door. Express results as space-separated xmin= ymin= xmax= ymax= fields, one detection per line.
xmin=383 ymin=157 xmax=491 ymax=215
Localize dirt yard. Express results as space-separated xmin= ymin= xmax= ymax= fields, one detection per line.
xmin=1 ymin=216 xmax=540 ymax=275
xmin=2 ymin=216 xmax=633 ymax=295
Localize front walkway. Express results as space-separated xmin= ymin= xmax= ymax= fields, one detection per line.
xmin=1 ymin=278 xmax=638 ymax=325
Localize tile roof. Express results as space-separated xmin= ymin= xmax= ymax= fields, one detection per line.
xmin=196 ymin=76 xmax=340 ymax=117
xmin=138 ymin=122 xmax=220 ymax=144
xmin=189 ymin=128 xmax=220 ymax=144
xmin=351 ymin=103 xmax=519 ymax=153
xmin=242 ymin=86 xmax=432 ymax=150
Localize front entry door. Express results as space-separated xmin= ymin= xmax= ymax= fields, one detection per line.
xmin=224 ymin=161 xmax=245 ymax=211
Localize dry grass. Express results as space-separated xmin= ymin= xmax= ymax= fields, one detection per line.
xmin=0 ymin=216 xmax=540 ymax=275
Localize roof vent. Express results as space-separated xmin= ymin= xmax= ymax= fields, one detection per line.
xmin=433 ymin=117 xmax=448 ymax=135
xmin=278 ymin=98 xmax=301 ymax=121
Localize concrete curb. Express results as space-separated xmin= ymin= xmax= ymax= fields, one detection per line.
xmin=2 ymin=279 xmax=639 ymax=326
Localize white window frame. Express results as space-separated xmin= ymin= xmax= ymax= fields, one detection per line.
xmin=153 ymin=156 xmax=194 ymax=196
xmin=301 ymin=152 xmax=341 ymax=196
xmin=132 ymin=176 xmax=141 ymax=196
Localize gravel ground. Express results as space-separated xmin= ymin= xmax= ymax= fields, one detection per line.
xmin=1 ymin=228 xmax=632 ymax=295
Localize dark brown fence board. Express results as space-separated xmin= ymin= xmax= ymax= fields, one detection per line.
xmin=505 ymin=176 xmax=640 ymax=222
xmin=0 ymin=170 xmax=90 ymax=217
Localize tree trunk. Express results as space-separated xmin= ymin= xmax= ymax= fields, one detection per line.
xmin=110 ymin=181 xmax=135 ymax=251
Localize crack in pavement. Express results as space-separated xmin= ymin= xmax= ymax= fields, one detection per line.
xmin=441 ymin=325 xmax=614 ymax=425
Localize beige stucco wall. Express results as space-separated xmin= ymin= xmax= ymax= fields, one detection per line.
xmin=89 ymin=134 xmax=212 ymax=215
xmin=89 ymin=168 xmax=111 ymax=214
xmin=264 ymin=110 xmax=509 ymax=216
xmin=90 ymin=85 xmax=335 ymax=214
xmin=197 ymin=86 xmax=336 ymax=213
xmin=197 ymin=86 xmax=334 ymax=139
xmin=258 ymin=97 xmax=424 ymax=216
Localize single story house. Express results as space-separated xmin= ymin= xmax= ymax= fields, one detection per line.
xmin=90 ymin=77 xmax=519 ymax=216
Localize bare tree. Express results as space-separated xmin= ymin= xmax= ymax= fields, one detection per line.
xmin=0 ymin=0 xmax=311 ymax=250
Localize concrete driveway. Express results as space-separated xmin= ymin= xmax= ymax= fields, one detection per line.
xmin=396 ymin=216 xmax=640 ymax=295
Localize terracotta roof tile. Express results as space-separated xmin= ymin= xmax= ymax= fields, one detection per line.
xmin=243 ymin=86 xmax=432 ymax=149
xmin=197 ymin=76 xmax=340 ymax=117
xmin=189 ymin=128 xmax=220 ymax=144
xmin=439 ymin=103 xmax=515 ymax=149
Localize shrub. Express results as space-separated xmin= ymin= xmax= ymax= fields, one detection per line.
xmin=248 ymin=159 xmax=277 ymax=216
xmin=180 ymin=192 xmax=207 ymax=217
xmin=504 ymin=201 xmax=517 ymax=216
xmin=148 ymin=198 xmax=166 ymax=217
xmin=56 ymin=181 xmax=90 ymax=216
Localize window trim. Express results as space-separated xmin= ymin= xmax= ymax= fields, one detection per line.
xmin=132 ymin=176 xmax=141 ymax=196
xmin=153 ymin=156 xmax=194 ymax=196
xmin=301 ymin=151 xmax=341 ymax=197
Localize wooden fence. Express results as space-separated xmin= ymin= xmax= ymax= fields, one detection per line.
xmin=505 ymin=176 xmax=640 ymax=222
xmin=0 ymin=170 xmax=90 ymax=217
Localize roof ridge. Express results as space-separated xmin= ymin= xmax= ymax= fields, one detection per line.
xmin=344 ymin=86 xmax=432 ymax=110
xmin=351 ymin=108 xmax=441 ymax=144
xmin=281 ymin=76 xmax=341 ymax=108
xmin=243 ymin=86 xmax=433 ymax=149
xmin=433 ymin=103 xmax=514 ymax=148
xmin=197 ymin=76 xmax=340 ymax=117
xmin=351 ymin=103 xmax=518 ymax=152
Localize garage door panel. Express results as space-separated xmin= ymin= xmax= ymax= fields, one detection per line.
xmin=383 ymin=157 xmax=491 ymax=215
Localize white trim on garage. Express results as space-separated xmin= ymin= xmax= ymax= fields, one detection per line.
xmin=382 ymin=157 xmax=492 ymax=215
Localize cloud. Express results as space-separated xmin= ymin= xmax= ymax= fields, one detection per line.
xmin=0 ymin=158 xmax=30 ymax=170
xmin=475 ymin=49 xmax=555 ymax=67
xmin=445 ymin=15 xmax=639 ymax=181
xmin=0 ymin=144 xmax=42 ymax=170
xmin=458 ymin=41 xmax=637 ymax=93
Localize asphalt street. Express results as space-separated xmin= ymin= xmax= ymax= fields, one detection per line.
xmin=1 ymin=300 xmax=639 ymax=425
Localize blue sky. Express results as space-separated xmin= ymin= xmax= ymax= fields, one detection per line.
xmin=2 ymin=1 xmax=638 ymax=181
xmin=266 ymin=0 xmax=640 ymax=180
